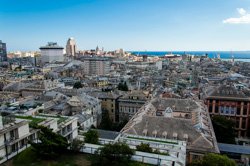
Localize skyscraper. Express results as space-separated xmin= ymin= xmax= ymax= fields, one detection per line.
xmin=0 ymin=40 xmax=7 ymax=61
xmin=66 ymin=37 xmax=77 ymax=56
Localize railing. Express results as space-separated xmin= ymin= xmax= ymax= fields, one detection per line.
xmin=0 ymin=144 xmax=31 ymax=164
xmin=5 ymin=137 xmax=18 ymax=145
xmin=80 ymin=143 xmax=185 ymax=166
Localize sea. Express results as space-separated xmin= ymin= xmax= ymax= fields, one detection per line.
xmin=130 ymin=51 xmax=250 ymax=62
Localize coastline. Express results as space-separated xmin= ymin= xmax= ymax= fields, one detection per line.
xmin=130 ymin=51 xmax=250 ymax=62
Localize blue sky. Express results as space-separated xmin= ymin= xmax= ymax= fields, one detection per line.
xmin=1 ymin=0 xmax=250 ymax=51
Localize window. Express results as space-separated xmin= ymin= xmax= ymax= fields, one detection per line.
xmin=236 ymin=118 xmax=240 ymax=128
xmin=215 ymin=106 xmax=219 ymax=113
xmin=11 ymin=143 xmax=17 ymax=153
xmin=244 ymin=102 xmax=248 ymax=106
xmin=242 ymin=118 xmax=246 ymax=129
xmin=243 ymin=109 xmax=247 ymax=116
xmin=237 ymin=107 xmax=241 ymax=115
xmin=111 ymin=109 xmax=114 ymax=113
xmin=231 ymin=107 xmax=236 ymax=115
xmin=241 ymin=131 xmax=246 ymax=137
xmin=209 ymin=105 xmax=213 ymax=113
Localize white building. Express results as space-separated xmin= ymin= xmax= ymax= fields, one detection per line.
xmin=0 ymin=116 xmax=38 ymax=164
xmin=15 ymin=114 xmax=78 ymax=142
xmin=40 ymin=42 xmax=64 ymax=64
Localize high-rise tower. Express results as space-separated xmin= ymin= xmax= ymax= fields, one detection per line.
xmin=0 ymin=40 xmax=7 ymax=61
xmin=66 ymin=37 xmax=77 ymax=56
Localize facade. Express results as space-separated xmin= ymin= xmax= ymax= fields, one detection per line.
xmin=118 ymin=91 xmax=148 ymax=122
xmin=205 ymin=85 xmax=250 ymax=138
xmin=21 ymin=80 xmax=65 ymax=97
xmin=40 ymin=42 xmax=64 ymax=64
xmin=15 ymin=114 xmax=78 ymax=141
xmin=66 ymin=38 xmax=77 ymax=56
xmin=0 ymin=40 xmax=7 ymax=62
xmin=67 ymin=93 xmax=102 ymax=126
xmin=88 ymin=91 xmax=121 ymax=123
xmin=121 ymin=98 xmax=219 ymax=163
xmin=83 ymin=57 xmax=111 ymax=76
xmin=0 ymin=116 xmax=38 ymax=164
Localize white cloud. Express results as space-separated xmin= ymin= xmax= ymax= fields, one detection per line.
xmin=237 ymin=8 xmax=246 ymax=15
xmin=223 ymin=8 xmax=250 ymax=24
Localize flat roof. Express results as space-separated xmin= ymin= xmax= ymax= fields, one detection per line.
xmin=96 ymin=129 xmax=120 ymax=140
xmin=218 ymin=143 xmax=250 ymax=155
xmin=39 ymin=46 xmax=64 ymax=49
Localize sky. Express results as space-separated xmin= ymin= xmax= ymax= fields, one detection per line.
xmin=1 ymin=0 xmax=250 ymax=51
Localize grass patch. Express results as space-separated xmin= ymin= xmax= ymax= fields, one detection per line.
xmin=127 ymin=136 xmax=178 ymax=145
xmin=88 ymin=154 xmax=152 ymax=166
xmin=5 ymin=147 xmax=91 ymax=166
xmin=38 ymin=114 xmax=67 ymax=124
xmin=15 ymin=115 xmax=45 ymax=127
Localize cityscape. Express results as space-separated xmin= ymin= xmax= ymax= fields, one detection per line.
xmin=1 ymin=0 xmax=250 ymax=166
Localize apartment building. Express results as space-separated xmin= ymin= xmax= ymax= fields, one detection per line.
xmin=0 ymin=116 xmax=38 ymax=164
xmin=15 ymin=114 xmax=78 ymax=142
xmin=88 ymin=91 xmax=121 ymax=123
xmin=205 ymin=85 xmax=250 ymax=138
xmin=118 ymin=90 xmax=148 ymax=122
xmin=83 ymin=57 xmax=111 ymax=76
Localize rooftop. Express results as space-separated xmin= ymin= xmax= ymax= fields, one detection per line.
xmin=122 ymin=98 xmax=219 ymax=154
xmin=206 ymin=85 xmax=250 ymax=101
xmin=40 ymin=42 xmax=64 ymax=49
xmin=218 ymin=143 xmax=250 ymax=155
xmin=95 ymin=129 xmax=120 ymax=140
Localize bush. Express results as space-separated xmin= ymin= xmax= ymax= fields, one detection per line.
xmin=94 ymin=143 xmax=134 ymax=165
xmin=30 ymin=126 xmax=69 ymax=159
xmin=71 ymin=139 xmax=84 ymax=152
xmin=73 ymin=81 xmax=83 ymax=89
xmin=189 ymin=153 xmax=236 ymax=166
xmin=38 ymin=109 xmax=43 ymax=113
xmin=136 ymin=143 xmax=152 ymax=153
xmin=117 ymin=81 xmax=128 ymax=91
xmin=212 ymin=115 xmax=235 ymax=144
xmin=84 ymin=130 xmax=99 ymax=144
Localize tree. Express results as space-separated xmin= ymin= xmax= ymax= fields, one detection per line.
xmin=123 ymin=82 xmax=128 ymax=91
xmin=136 ymin=143 xmax=152 ymax=153
xmin=84 ymin=129 xmax=99 ymax=144
xmin=94 ymin=143 xmax=134 ymax=166
xmin=70 ymin=139 xmax=84 ymax=152
xmin=189 ymin=153 xmax=236 ymax=166
xmin=38 ymin=109 xmax=44 ymax=113
xmin=30 ymin=126 xmax=69 ymax=159
xmin=99 ymin=111 xmax=128 ymax=131
xmin=73 ymin=81 xmax=83 ymax=89
xmin=99 ymin=110 xmax=112 ymax=130
xmin=117 ymin=81 xmax=128 ymax=91
xmin=212 ymin=115 xmax=235 ymax=144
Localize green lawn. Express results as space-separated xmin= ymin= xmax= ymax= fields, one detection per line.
xmin=3 ymin=148 xmax=91 ymax=166
xmin=38 ymin=114 xmax=67 ymax=124
xmin=15 ymin=116 xmax=45 ymax=127
xmin=3 ymin=148 xmax=151 ymax=166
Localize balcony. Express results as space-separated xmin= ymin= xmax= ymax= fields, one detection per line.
xmin=5 ymin=137 xmax=18 ymax=145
